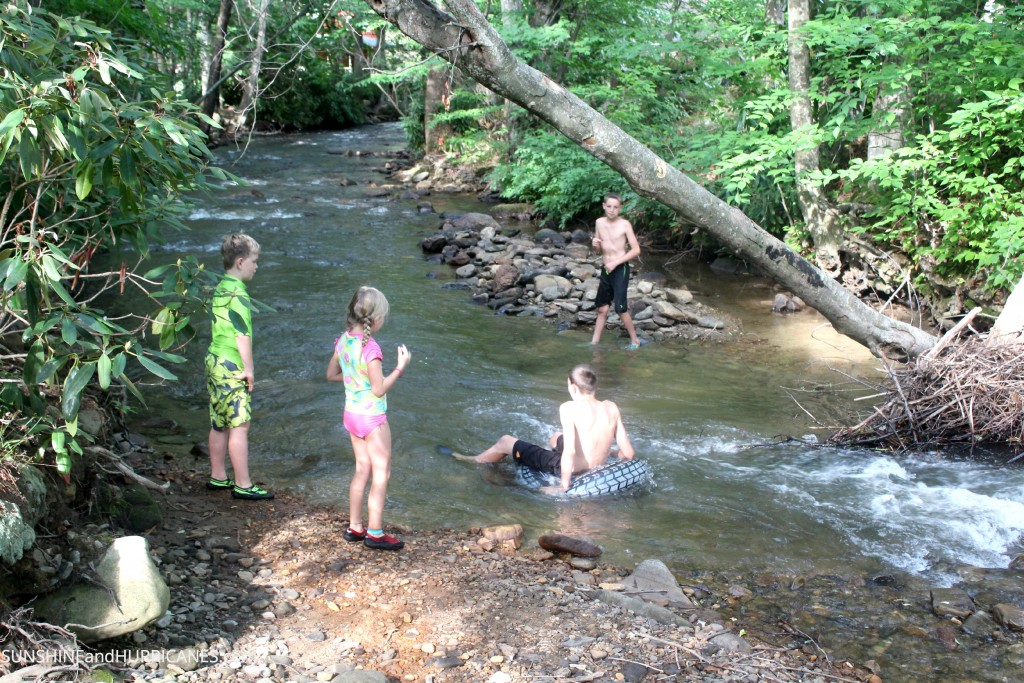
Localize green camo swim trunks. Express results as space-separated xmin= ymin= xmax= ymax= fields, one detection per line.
xmin=206 ymin=353 xmax=251 ymax=430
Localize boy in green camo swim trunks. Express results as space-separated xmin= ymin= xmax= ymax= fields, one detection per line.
xmin=205 ymin=232 xmax=273 ymax=500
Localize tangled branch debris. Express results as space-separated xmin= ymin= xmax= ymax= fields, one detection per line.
xmin=829 ymin=316 xmax=1024 ymax=454
xmin=0 ymin=605 xmax=84 ymax=681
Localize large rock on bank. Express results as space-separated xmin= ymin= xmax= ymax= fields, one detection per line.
xmin=34 ymin=535 xmax=169 ymax=643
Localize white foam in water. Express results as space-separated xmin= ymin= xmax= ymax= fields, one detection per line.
xmin=771 ymin=453 xmax=1024 ymax=582
xmin=155 ymin=239 xmax=218 ymax=253
xmin=265 ymin=209 xmax=303 ymax=219
xmin=188 ymin=208 xmax=258 ymax=221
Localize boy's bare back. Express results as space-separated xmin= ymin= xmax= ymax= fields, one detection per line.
xmin=560 ymin=397 xmax=631 ymax=472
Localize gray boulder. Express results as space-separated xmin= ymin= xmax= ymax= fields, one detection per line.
xmin=653 ymin=300 xmax=698 ymax=324
xmin=533 ymin=274 xmax=572 ymax=299
xmin=34 ymin=536 xmax=170 ymax=643
xmin=931 ymin=588 xmax=975 ymax=619
xmin=665 ymin=288 xmax=694 ymax=305
xmin=994 ymin=603 xmax=1024 ymax=630
xmin=772 ymin=292 xmax=805 ymax=313
xmin=620 ymin=559 xmax=694 ymax=609
xmin=419 ymin=233 xmax=449 ymax=253
xmin=491 ymin=264 xmax=520 ymax=292
xmin=449 ymin=212 xmax=498 ymax=230
xmin=0 ymin=500 xmax=35 ymax=565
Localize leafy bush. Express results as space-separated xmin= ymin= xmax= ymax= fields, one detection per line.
xmin=255 ymin=58 xmax=370 ymax=130
xmin=0 ymin=4 xmax=223 ymax=477
xmin=489 ymin=131 xmax=625 ymax=227
xmin=835 ymin=82 xmax=1024 ymax=292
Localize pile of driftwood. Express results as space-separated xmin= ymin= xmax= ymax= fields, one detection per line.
xmin=829 ymin=308 xmax=1024 ymax=455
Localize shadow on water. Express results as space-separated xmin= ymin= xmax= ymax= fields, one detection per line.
xmin=115 ymin=124 xmax=1024 ymax=682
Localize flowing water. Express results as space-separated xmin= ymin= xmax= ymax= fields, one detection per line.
xmin=122 ymin=125 xmax=1024 ymax=681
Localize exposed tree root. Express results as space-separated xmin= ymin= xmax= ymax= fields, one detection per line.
xmin=829 ymin=312 xmax=1024 ymax=454
xmin=0 ymin=605 xmax=85 ymax=681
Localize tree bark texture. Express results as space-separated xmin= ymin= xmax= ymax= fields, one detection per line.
xmin=867 ymin=85 xmax=910 ymax=161
xmin=986 ymin=275 xmax=1024 ymax=348
xmin=787 ymin=0 xmax=843 ymax=277
xmin=362 ymin=0 xmax=937 ymax=360
xmin=765 ymin=0 xmax=785 ymax=25
xmin=424 ymin=68 xmax=453 ymax=154
xmin=236 ymin=0 xmax=272 ymax=131
xmin=202 ymin=0 xmax=235 ymax=125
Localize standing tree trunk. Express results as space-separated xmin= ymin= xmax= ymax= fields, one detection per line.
xmin=201 ymin=0 xmax=234 ymax=132
xmin=423 ymin=68 xmax=453 ymax=154
xmin=363 ymin=0 xmax=937 ymax=360
xmin=529 ymin=0 xmax=561 ymax=27
xmin=351 ymin=27 xmax=366 ymax=81
xmin=868 ymin=86 xmax=909 ymax=158
xmin=865 ymin=4 xmax=910 ymax=162
xmin=194 ymin=7 xmax=213 ymax=97
xmin=867 ymin=85 xmax=910 ymax=161
xmin=500 ymin=0 xmax=525 ymax=158
xmin=234 ymin=0 xmax=271 ymax=134
xmin=788 ymin=0 xmax=843 ymax=277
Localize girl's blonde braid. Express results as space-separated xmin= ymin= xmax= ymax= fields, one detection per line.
xmin=361 ymin=313 xmax=375 ymax=342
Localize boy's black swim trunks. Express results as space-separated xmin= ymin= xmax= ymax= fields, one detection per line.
xmin=513 ymin=435 xmax=565 ymax=476
xmin=594 ymin=263 xmax=630 ymax=314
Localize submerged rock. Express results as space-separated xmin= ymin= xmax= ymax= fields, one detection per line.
xmin=538 ymin=533 xmax=602 ymax=558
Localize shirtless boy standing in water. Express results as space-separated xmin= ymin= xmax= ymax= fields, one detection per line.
xmin=591 ymin=192 xmax=643 ymax=349
xmin=450 ymin=365 xmax=635 ymax=494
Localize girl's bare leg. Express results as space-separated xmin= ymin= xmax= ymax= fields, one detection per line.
xmin=348 ymin=435 xmax=372 ymax=531
xmin=363 ymin=422 xmax=393 ymax=531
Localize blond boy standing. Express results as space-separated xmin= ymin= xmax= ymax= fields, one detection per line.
xmin=590 ymin=193 xmax=644 ymax=349
xmin=205 ymin=232 xmax=273 ymax=500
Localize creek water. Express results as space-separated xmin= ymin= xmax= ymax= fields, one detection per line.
xmin=123 ymin=124 xmax=1024 ymax=681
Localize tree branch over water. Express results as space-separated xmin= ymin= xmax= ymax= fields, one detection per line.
xmin=363 ymin=0 xmax=938 ymax=361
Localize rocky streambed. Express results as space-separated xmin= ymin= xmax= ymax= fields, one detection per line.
xmin=415 ymin=212 xmax=738 ymax=344
xmin=3 ymin=434 xmax=878 ymax=683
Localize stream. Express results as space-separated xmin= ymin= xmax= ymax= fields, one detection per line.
xmin=122 ymin=124 xmax=1024 ymax=682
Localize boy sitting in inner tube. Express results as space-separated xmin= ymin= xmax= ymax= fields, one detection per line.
xmin=451 ymin=364 xmax=635 ymax=494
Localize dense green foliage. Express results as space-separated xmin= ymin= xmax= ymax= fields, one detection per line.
xmin=16 ymin=0 xmax=1021 ymax=298
xmin=40 ymin=0 xmax=393 ymax=130
xmin=0 ymin=3 xmax=222 ymax=474
xmin=469 ymin=0 xmax=1024 ymax=295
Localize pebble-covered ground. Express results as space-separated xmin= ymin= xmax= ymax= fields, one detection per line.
xmin=92 ymin=466 xmax=874 ymax=683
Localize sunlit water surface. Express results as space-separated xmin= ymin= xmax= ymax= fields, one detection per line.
xmin=118 ymin=125 xmax=1024 ymax=682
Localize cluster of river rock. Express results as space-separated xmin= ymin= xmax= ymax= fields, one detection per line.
xmin=415 ymin=211 xmax=736 ymax=343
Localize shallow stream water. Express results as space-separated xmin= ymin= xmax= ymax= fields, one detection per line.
xmin=121 ymin=124 xmax=1024 ymax=682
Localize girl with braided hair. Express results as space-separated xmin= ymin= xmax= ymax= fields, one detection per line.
xmin=326 ymin=286 xmax=411 ymax=550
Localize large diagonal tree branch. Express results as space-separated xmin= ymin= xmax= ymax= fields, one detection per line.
xmin=365 ymin=0 xmax=937 ymax=361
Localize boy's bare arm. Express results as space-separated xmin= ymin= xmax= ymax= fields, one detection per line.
xmin=236 ymin=335 xmax=254 ymax=392
xmin=557 ymin=402 xmax=578 ymax=492
xmin=591 ymin=217 xmax=607 ymax=252
xmin=614 ymin=406 xmax=635 ymax=460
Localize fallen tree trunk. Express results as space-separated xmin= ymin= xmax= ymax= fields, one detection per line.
xmin=986 ymin=275 xmax=1024 ymax=348
xmin=364 ymin=0 xmax=938 ymax=361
